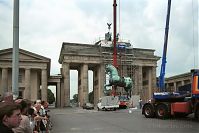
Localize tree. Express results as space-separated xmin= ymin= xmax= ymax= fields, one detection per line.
xmin=89 ymin=91 xmax=94 ymax=104
xmin=47 ymin=89 xmax=55 ymax=104
xmin=73 ymin=94 xmax=78 ymax=103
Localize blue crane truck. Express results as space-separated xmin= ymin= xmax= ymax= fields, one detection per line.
xmin=142 ymin=0 xmax=199 ymax=120
xmin=142 ymin=69 xmax=199 ymax=120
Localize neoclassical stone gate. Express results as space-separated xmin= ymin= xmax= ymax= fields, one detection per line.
xmin=58 ymin=42 xmax=160 ymax=107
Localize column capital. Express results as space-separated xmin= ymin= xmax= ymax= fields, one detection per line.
xmin=62 ymin=62 xmax=69 ymax=66
xmin=62 ymin=63 xmax=69 ymax=78
xmin=41 ymin=68 xmax=47 ymax=70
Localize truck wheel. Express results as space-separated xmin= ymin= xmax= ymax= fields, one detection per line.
xmin=143 ymin=104 xmax=155 ymax=118
xmin=156 ymin=104 xmax=169 ymax=119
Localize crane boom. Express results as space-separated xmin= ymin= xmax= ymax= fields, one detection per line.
xmin=158 ymin=0 xmax=172 ymax=92
xmin=113 ymin=0 xmax=117 ymax=67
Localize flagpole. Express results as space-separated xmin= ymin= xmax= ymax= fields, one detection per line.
xmin=12 ymin=0 xmax=20 ymax=99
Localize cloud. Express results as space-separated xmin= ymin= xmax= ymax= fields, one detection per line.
xmin=0 ymin=0 xmax=198 ymax=98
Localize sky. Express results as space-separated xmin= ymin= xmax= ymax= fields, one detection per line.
xmin=0 ymin=0 xmax=198 ymax=98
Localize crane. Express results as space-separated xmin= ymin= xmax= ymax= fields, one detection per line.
xmin=101 ymin=0 xmax=133 ymax=109
xmin=110 ymin=0 xmax=133 ymax=96
xmin=158 ymin=0 xmax=171 ymax=92
xmin=142 ymin=0 xmax=199 ymax=120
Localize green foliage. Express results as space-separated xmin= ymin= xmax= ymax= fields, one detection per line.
xmin=89 ymin=91 xmax=94 ymax=104
xmin=72 ymin=92 xmax=93 ymax=104
xmin=73 ymin=94 xmax=78 ymax=103
xmin=47 ymin=89 xmax=55 ymax=104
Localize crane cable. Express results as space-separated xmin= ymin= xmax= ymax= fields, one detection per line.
xmin=191 ymin=0 xmax=198 ymax=68
xmin=118 ymin=0 xmax=121 ymax=39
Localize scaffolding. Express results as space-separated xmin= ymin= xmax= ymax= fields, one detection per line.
xmin=97 ymin=39 xmax=137 ymax=96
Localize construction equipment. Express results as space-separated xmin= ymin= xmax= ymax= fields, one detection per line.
xmin=158 ymin=0 xmax=171 ymax=92
xmin=142 ymin=69 xmax=199 ymax=120
xmin=100 ymin=0 xmax=133 ymax=109
xmin=142 ymin=0 xmax=199 ymax=120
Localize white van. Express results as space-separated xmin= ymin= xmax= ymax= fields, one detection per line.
xmin=97 ymin=96 xmax=119 ymax=111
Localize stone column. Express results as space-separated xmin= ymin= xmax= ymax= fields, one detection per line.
xmin=138 ymin=66 xmax=143 ymax=96
xmin=81 ymin=63 xmax=88 ymax=104
xmin=56 ymin=82 xmax=61 ymax=107
xmin=60 ymin=81 xmax=64 ymax=108
xmin=62 ymin=63 xmax=70 ymax=107
xmin=148 ymin=67 xmax=152 ymax=100
xmin=24 ymin=68 xmax=31 ymax=99
xmin=41 ymin=69 xmax=47 ymax=101
xmin=1 ymin=67 xmax=8 ymax=93
xmin=151 ymin=66 xmax=157 ymax=94
xmin=98 ymin=64 xmax=105 ymax=99
xmin=93 ymin=64 xmax=105 ymax=106
xmin=133 ymin=66 xmax=138 ymax=95
xmin=182 ymin=80 xmax=185 ymax=86
xmin=174 ymin=82 xmax=177 ymax=92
